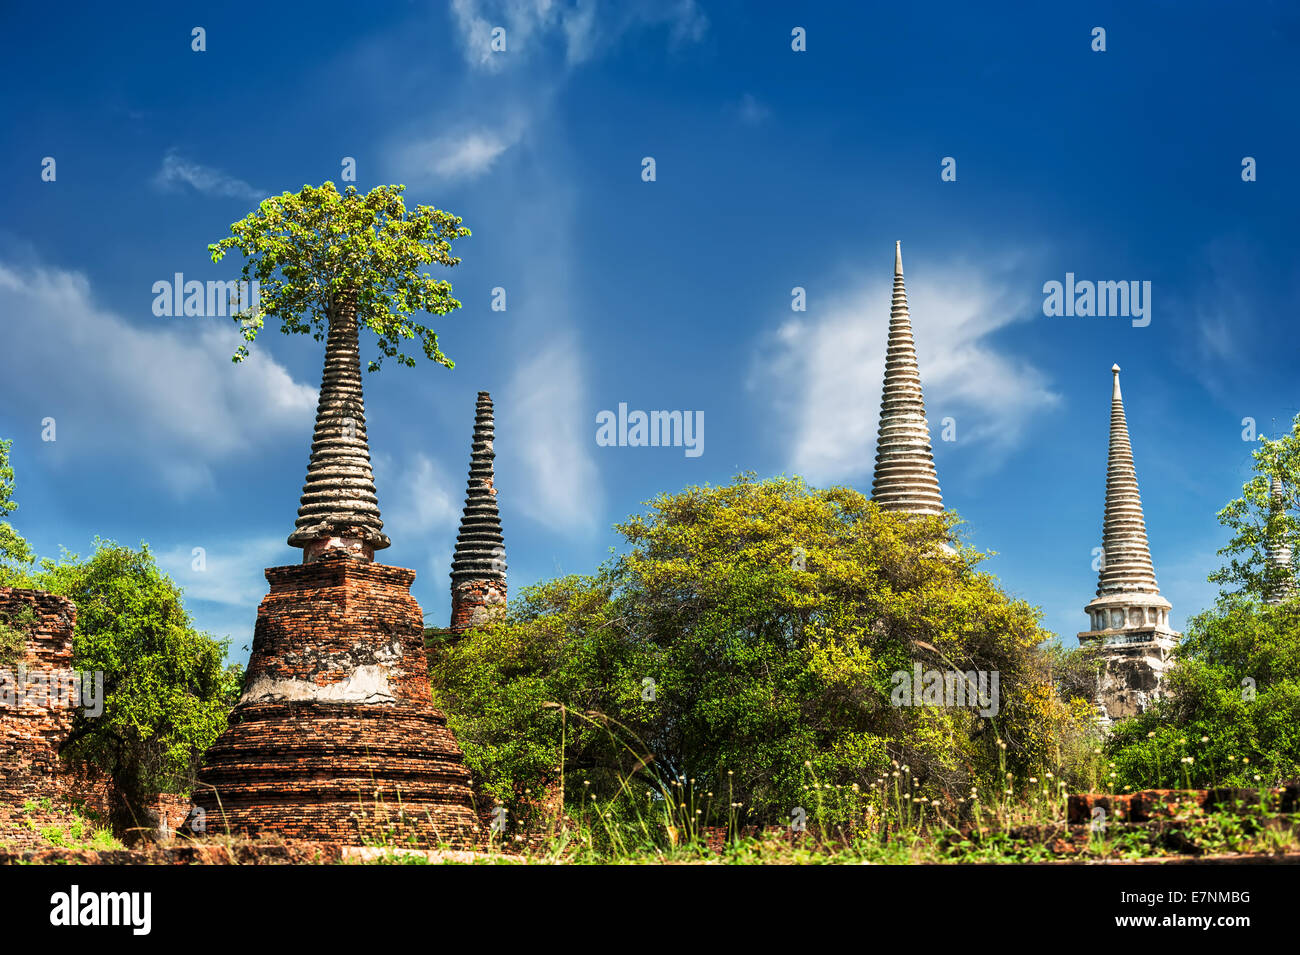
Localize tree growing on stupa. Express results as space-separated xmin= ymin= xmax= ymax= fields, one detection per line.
xmin=196 ymin=184 xmax=483 ymax=846
xmin=210 ymin=182 xmax=470 ymax=560
xmin=211 ymin=181 xmax=469 ymax=372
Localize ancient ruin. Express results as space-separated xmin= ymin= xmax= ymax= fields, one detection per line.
xmin=871 ymin=241 xmax=945 ymax=516
xmin=1077 ymin=365 xmax=1180 ymax=725
xmin=0 ymin=589 xmax=78 ymax=803
xmin=192 ymin=295 xmax=482 ymax=848
xmin=1264 ymin=475 xmax=1296 ymax=605
xmin=449 ymin=391 xmax=508 ymax=634
xmin=286 ymin=293 xmax=391 ymax=563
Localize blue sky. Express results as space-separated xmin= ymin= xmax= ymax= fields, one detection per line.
xmin=2 ymin=1 xmax=1298 ymax=666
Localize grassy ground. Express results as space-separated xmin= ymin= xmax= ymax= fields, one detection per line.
xmin=351 ymin=784 xmax=1300 ymax=864
xmin=0 ymin=796 xmax=121 ymax=852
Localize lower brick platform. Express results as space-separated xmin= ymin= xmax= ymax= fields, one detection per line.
xmin=196 ymin=701 xmax=481 ymax=846
xmin=193 ymin=554 xmax=482 ymax=848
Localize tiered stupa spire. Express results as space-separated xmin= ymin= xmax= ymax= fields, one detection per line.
xmin=1264 ymin=475 xmax=1296 ymax=605
xmin=450 ymin=391 xmax=507 ymax=632
xmin=195 ymin=293 xmax=481 ymax=849
xmin=871 ymin=241 xmax=944 ymax=516
xmin=1080 ymin=365 xmax=1178 ymax=724
xmin=1093 ymin=365 xmax=1161 ymax=600
xmin=287 ymin=292 xmax=390 ymax=562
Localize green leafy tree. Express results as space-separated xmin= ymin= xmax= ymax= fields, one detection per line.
xmin=0 ymin=438 xmax=35 ymax=585
xmin=1108 ymin=594 xmax=1300 ymax=788
xmin=34 ymin=542 xmax=243 ymax=824
xmin=1208 ymin=415 xmax=1300 ymax=600
xmin=1107 ymin=429 xmax=1300 ymax=788
xmin=209 ymin=182 xmax=470 ymax=371
xmin=431 ymin=475 xmax=1095 ymax=828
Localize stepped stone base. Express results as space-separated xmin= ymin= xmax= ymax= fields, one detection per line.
xmin=195 ymin=702 xmax=481 ymax=846
xmin=193 ymin=554 xmax=482 ymax=848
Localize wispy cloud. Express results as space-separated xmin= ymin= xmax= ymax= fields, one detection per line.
xmin=1178 ymin=236 xmax=1276 ymax=403
xmin=392 ymin=2 xmax=707 ymax=185
xmin=501 ymin=336 xmax=602 ymax=534
xmin=153 ymin=150 xmax=267 ymax=200
xmin=157 ymin=536 xmax=289 ymax=608
xmin=375 ymin=451 xmax=460 ymax=538
xmin=752 ymin=252 xmax=1060 ymax=486
xmin=449 ymin=0 xmax=707 ymax=71
xmin=736 ymin=92 xmax=770 ymax=126
xmin=393 ymin=121 xmax=528 ymax=183
xmin=0 ymin=260 xmax=315 ymax=493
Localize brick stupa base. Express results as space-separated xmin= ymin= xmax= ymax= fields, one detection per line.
xmin=194 ymin=554 xmax=482 ymax=848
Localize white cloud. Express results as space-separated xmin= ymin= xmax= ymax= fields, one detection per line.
xmin=501 ymin=337 xmax=602 ymax=534
xmin=393 ymin=1 xmax=706 ymax=185
xmin=157 ymin=536 xmax=290 ymax=608
xmin=374 ymin=452 xmax=460 ymax=537
xmin=753 ymin=255 xmax=1060 ymax=487
xmin=394 ymin=123 xmax=526 ymax=183
xmin=153 ymin=150 xmax=266 ymax=201
xmin=449 ymin=0 xmax=706 ymax=71
xmin=0 ymin=261 xmax=316 ymax=493
xmin=435 ymin=131 xmax=514 ymax=178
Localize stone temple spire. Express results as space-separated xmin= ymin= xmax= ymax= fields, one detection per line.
xmin=449 ymin=391 xmax=507 ymax=633
xmin=1094 ymin=365 xmax=1160 ymax=598
xmin=196 ymin=293 xmax=482 ymax=849
xmin=287 ymin=292 xmax=390 ymax=562
xmin=1080 ymin=365 xmax=1178 ymax=725
xmin=871 ymin=241 xmax=944 ymax=516
xmin=1265 ymin=475 xmax=1296 ymax=605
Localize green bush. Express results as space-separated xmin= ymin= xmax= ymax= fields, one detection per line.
xmin=431 ymin=475 xmax=1096 ymax=830
xmin=1108 ymin=594 xmax=1300 ymax=789
xmin=0 ymin=604 xmax=34 ymax=667
xmin=33 ymin=541 xmax=244 ymax=810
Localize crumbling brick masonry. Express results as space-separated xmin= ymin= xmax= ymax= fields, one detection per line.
xmin=193 ymin=553 xmax=482 ymax=848
xmin=0 ymin=588 xmax=77 ymax=799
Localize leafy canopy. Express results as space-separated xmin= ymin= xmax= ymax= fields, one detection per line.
xmin=0 ymin=443 xmax=239 ymax=811
xmin=34 ymin=542 xmax=243 ymax=810
xmin=1107 ymin=593 xmax=1300 ymax=788
xmin=0 ymin=438 xmax=35 ymax=583
xmin=209 ymin=182 xmax=470 ymax=371
xmin=1209 ymin=414 xmax=1300 ymax=600
xmin=431 ymin=475 xmax=1096 ymax=827
xmin=1105 ymin=426 xmax=1300 ymax=788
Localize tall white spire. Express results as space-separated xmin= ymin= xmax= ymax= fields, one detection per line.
xmin=1094 ymin=365 xmax=1161 ymax=597
xmin=1080 ymin=364 xmax=1178 ymax=725
xmin=870 ymin=242 xmax=944 ymax=515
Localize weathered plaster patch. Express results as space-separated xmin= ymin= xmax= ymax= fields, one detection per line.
xmin=240 ymin=665 xmax=396 ymax=705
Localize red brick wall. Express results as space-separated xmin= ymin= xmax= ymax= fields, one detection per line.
xmin=0 ymin=588 xmax=77 ymax=800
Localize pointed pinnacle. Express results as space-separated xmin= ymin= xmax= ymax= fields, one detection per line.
xmin=871 ymin=241 xmax=943 ymax=516
xmin=450 ymin=391 xmax=507 ymax=582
